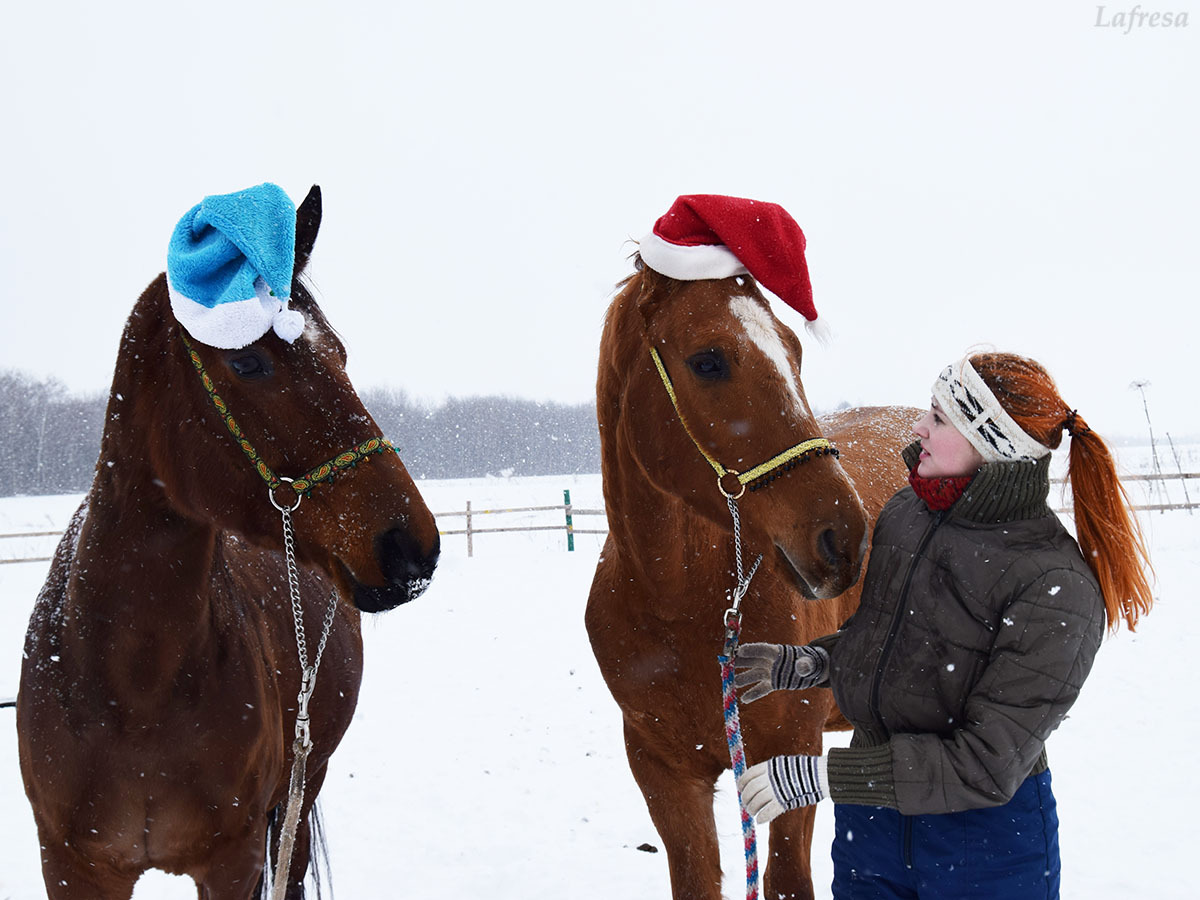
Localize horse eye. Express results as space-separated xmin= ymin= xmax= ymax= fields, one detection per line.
xmin=227 ymin=352 xmax=273 ymax=380
xmin=686 ymin=350 xmax=729 ymax=381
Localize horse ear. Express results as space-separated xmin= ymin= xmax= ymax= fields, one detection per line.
xmin=635 ymin=267 xmax=674 ymax=327
xmin=294 ymin=185 xmax=322 ymax=278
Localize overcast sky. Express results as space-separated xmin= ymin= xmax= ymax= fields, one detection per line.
xmin=1 ymin=1 xmax=1195 ymax=440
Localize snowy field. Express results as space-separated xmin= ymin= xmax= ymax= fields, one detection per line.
xmin=1 ymin=455 xmax=1197 ymax=899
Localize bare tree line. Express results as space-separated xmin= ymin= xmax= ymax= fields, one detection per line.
xmin=0 ymin=371 xmax=106 ymax=497
xmin=358 ymin=387 xmax=601 ymax=481
xmin=0 ymin=370 xmax=600 ymax=498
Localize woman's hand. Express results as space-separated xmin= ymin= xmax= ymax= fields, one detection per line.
xmin=733 ymin=642 xmax=830 ymax=703
xmin=737 ymin=755 xmax=828 ymax=823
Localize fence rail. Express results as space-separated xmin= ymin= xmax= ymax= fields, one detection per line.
xmin=3 ymin=474 xmax=1198 ymax=564
xmin=0 ymin=528 xmax=59 ymax=565
xmin=0 ymin=489 xmax=609 ymax=563
xmin=433 ymin=491 xmax=607 ymax=556
xmin=1048 ymin=471 xmax=1200 ymax=515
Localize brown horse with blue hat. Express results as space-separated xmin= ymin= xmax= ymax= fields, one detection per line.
xmin=18 ymin=183 xmax=439 ymax=899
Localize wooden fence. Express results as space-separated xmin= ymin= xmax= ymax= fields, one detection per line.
xmin=1048 ymin=471 xmax=1200 ymax=514
xmin=0 ymin=530 xmax=66 ymax=567
xmin=2 ymin=475 xmax=1197 ymax=565
xmin=433 ymin=489 xmax=607 ymax=557
xmin=0 ymin=490 xmax=608 ymax=564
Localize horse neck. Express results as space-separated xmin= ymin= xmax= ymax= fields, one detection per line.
xmin=598 ymin=304 xmax=733 ymax=608
xmin=63 ymin=278 xmax=223 ymax=672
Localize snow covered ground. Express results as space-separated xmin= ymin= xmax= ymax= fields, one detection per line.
xmin=1 ymin=460 xmax=1196 ymax=899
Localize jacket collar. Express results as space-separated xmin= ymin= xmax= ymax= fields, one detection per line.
xmin=902 ymin=440 xmax=1052 ymax=524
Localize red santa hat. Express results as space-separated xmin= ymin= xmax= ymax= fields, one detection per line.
xmin=639 ymin=194 xmax=826 ymax=339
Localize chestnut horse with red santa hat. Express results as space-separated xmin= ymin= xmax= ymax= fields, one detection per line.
xmin=587 ymin=195 xmax=916 ymax=900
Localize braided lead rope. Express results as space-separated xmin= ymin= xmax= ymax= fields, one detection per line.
xmin=720 ymin=615 xmax=758 ymax=900
xmin=270 ymin=498 xmax=340 ymax=900
xmin=717 ymin=495 xmax=763 ymax=900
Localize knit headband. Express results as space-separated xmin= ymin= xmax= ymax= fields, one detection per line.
xmin=931 ymin=358 xmax=1052 ymax=463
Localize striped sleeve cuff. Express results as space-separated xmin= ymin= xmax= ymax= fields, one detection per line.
xmin=826 ymin=744 xmax=898 ymax=809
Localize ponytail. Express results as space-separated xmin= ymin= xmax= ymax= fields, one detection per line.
xmin=971 ymin=352 xmax=1155 ymax=631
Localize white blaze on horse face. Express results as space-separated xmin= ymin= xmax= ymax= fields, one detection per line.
xmin=729 ymin=295 xmax=811 ymax=421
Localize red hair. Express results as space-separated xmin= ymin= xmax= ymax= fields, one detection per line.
xmin=971 ymin=352 xmax=1154 ymax=631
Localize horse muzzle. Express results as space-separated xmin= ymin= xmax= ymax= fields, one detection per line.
xmin=774 ymin=521 xmax=866 ymax=601
xmin=344 ymin=526 xmax=441 ymax=612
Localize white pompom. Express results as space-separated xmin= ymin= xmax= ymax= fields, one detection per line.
xmin=272 ymin=306 xmax=306 ymax=343
xmin=805 ymin=316 xmax=833 ymax=347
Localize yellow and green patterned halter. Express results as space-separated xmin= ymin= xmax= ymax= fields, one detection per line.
xmin=649 ymin=346 xmax=838 ymax=499
xmin=181 ymin=333 xmax=396 ymax=502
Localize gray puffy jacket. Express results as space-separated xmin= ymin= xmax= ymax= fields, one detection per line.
xmin=818 ymin=446 xmax=1105 ymax=815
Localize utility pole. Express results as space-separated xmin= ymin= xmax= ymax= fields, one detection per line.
xmin=1165 ymin=432 xmax=1193 ymax=515
xmin=1129 ymin=380 xmax=1169 ymax=503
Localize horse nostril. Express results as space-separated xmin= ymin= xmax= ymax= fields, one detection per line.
xmin=377 ymin=526 xmax=439 ymax=585
xmin=817 ymin=528 xmax=840 ymax=568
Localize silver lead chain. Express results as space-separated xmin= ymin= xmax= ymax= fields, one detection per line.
xmin=270 ymin=485 xmax=339 ymax=898
xmin=725 ymin=495 xmax=763 ymax=623
xmin=280 ymin=503 xmax=339 ymax=750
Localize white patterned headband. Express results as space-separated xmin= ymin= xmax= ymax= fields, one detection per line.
xmin=931 ymin=358 xmax=1052 ymax=463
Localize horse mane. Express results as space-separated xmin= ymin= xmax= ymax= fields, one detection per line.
xmin=288 ymin=275 xmax=347 ymax=359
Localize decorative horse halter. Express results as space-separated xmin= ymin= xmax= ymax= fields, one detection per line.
xmin=649 ymin=346 xmax=838 ymax=498
xmin=181 ymin=331 xmax=394 ymax=899
xmin=181 ymin=333 xmax=396 ymax=503
xmin=649 ymin=343 xmax=840 ymax=900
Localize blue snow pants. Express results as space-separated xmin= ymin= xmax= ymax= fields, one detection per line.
xmin=830 ymin=769 xmax=1060 ymax=899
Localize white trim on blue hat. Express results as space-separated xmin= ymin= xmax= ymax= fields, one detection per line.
xmin=167 ymin=183 xmax=305 ymax=349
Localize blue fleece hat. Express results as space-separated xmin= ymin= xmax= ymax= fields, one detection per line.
xmin=166 ymin=182 xmax=306 ymax=349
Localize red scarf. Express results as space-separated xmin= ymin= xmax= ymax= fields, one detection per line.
xmin=908 ymin=468 xmax=973 ymax=511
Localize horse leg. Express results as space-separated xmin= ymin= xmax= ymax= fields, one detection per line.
xmin=36 ymin=841 xmax=139 ymax=900
xmin=761 ymin=805 xmax=818 ymax=900
xmin=195 ymin=832 xmax=271 ymax=900
xmin=624 ymin=721 xmax=724 ymax=900
xmin=748 ymin=696 xmax=826 ymax=900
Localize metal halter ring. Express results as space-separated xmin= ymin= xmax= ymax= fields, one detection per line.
xmin=269 ymin=476 xmax=303 ymax=513
xmin=717 ymin=469 xmax=746 ymax=500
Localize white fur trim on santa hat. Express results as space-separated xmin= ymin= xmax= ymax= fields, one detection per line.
xmin=639 ymin=230 xmax=749 ymax=281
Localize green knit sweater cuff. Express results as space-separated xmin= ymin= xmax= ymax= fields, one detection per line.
xmin=827 ymin=744 xmax=898 ymax=809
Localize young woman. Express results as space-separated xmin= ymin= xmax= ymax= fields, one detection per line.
xmin=734 ymin=351 xmax=1154 ymax=899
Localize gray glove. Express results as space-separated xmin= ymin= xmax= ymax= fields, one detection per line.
xmin=737 ymin=755 xmax=828 ymax=824
xmin=732 ymin=642 xmax=830 ymax=703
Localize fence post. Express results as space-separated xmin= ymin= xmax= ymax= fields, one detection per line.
xmin=466 ymin=499 xmax=473 ymax=558
xmin=1166 ymin=433 xmax=1194 ymax=515
xmin=564 ymin=489 xmax=574 ymax=552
